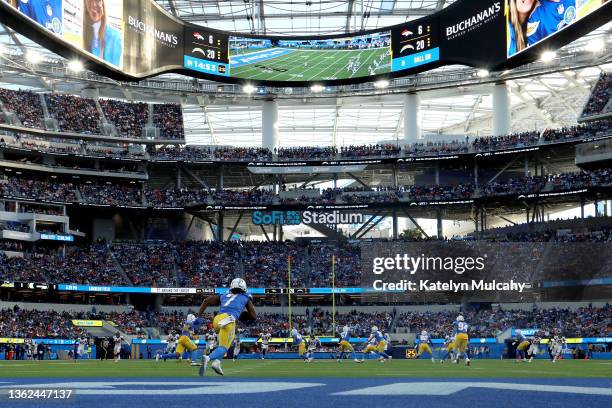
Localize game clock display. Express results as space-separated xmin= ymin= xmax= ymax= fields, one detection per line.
xmin=391 ymin=16 xmax=440 ymax=73
xmin=183 ymin=26 xmax=230 ymax=77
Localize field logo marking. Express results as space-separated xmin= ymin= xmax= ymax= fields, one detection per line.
xmin=0 ymin=382 xmax=323 ymax=396
xmin=333 ymin=382 xmax=612 ymax=396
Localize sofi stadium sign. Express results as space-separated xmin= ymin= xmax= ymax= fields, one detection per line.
xmin=252 ymin=211 xmax=364 ymax=226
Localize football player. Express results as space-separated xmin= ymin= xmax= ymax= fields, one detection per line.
xmin=291 ymin=327 xmax=308 ymax=361
xmin=513 ymin=329 xmax=530 ymax=363
xmin=551 ymin=333 xmax=566 ymax=363
xmin=305 ymin=335 xmax=321 ymax=363
xmin=205 ymin=330 xmax=217 ymax=356
xmin=417 ymin=330 xmax=435 ymax=363
xmin=336 ymin=326 xmax=362 ymax=363
xmin=528 ymin=333 xmax=542 ymax=362
xmin=440 ymin=335 xmax=455 ymax=363
xmin=197 ymin=278 xmax=256 ymax=376
xmin=158 ymin=313 xmax=205 ymax=365
xmin=258 ymin=330 xmax=272 ymax=359
xmin=452 ymin=315 xmax=470 ymax=366
xmin=363 ymin=326 xmax=391 ymax=362
xmin=113 ymin=333 xmax=126 ymax=363
xmin=232 ymin=337 xmax=241 ymax=362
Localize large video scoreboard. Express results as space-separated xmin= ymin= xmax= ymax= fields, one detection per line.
xmin=0 ymin=0 xmax=609 ymax=86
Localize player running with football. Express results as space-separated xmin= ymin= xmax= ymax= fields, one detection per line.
xmin=197 ymin=278 xmax=256 ymax=376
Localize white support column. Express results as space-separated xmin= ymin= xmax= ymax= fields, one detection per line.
xmin=262 ymin=100 xmax=279 ymax=151
xmin=403 ymin=93 xmax=420 ymax=143
xmin=492 ymin=82 xmax=511 ymax=136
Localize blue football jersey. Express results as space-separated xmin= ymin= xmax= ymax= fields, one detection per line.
xmin=453 ymin=321 xmax=469 ymax=334
xmin=18 ymin=0 xmax=63 ymax=35
xmin=219 ymin=291 xmax=251 ymax=319
xmin=527 ymin=0 xmax=577 ymax=46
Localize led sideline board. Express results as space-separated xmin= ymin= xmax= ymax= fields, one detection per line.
xmin=0 ymin=0 xmax=609 ymax=86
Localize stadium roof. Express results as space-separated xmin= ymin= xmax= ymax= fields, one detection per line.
xmin=0 ymin=4 xmax=610 ymax=147
xmin=156 ymin=0 xmax=458 ymax=35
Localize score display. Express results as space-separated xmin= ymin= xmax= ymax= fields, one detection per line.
xmin=391 ymin=17 xmax=440 ymax=73
xmin=183 ymin=26 xmax=230 ymax=77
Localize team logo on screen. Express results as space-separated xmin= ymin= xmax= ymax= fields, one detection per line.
xmin=193 ymin=32 xmax=205 ymax=41
xmin=564 ymin=6 xmax=577 ymax=24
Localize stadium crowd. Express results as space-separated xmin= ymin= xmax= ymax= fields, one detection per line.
xmin=153 ymin=104 xmax=184 ymax=140
xmin=396 ymin=305 xmax=610 ymax=339
xmin=45 ymin=94 xmax=101 ymax=135
xmin=1 ymin=304 xmax=607 ymax=341
xmin=0 ymin=89 xmax=44 ymax=128
xmin=0 ymin=88 xmax=185 ymax=139
xmin=1 ymin=168 xmax=609 ymax=208
xmin=100 ymin=99 xmax=148 ymax=139
xmin=582 ymin=72 xmax=611 ymax=117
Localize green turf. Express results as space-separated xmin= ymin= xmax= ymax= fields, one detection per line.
xmin=229 ymin=48 xmax=391 ymax=81
xmin=1 ymin=359 xmax=611 ymax=378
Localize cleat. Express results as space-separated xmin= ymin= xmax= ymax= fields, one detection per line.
xmin=354 ymin=359 xmax=363 ymax=363
xmin=211 ymin=359 xmax=224 ymax=376
xmin=199 ymin=355 xmax=210 ymax=376
xmin=465 ymin=359 xmax=471 ymax=366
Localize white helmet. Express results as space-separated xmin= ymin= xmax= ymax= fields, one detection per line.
xmin=291 ymin=328 xmax=298 ymax=337
xmin=371 ymin=326 xmax=378 ymax=333
xmin=230 ymin=278 xmax=247 ymax=293
xmin=342 ymin=326 xmax=349 ymax=334
xmin=186 ymin=314 xmax=196 ymax=324
xmin=421 ymin=330 xmax=427 ymax=335
xmin=515 ymin=329 xmax=522 ymax=335
xmin=456 ymin=315 xmax=464 ymax=322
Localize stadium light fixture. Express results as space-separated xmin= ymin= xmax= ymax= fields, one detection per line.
xmin=586 ymin=38 xmax=604 ymax=53
xmin=68 ymin=60 xmax=84 ymax=72
xmin=310 ymin=84 xmax=325 ymax=93
xmin=374 ymin=79 xmax=389 ymax=89
xmin=25 ymin=50 xmax=42 ymax=64
xmin=243 ymin=84 xmax=256 ymax=94
xmin=540 ymin=50 xmax=556 ymax=62
xmin=476 ymin=69 xmax=489 ymax=78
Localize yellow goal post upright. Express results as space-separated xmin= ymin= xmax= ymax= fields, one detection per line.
xmin=332 ymin=254 xmax=336 ymax=338
xmin=288 ymin=255 xmax=292 ymax=336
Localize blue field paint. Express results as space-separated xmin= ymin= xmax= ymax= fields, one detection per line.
xmin=230 ymin=48 xmax=296 ymax=68
xmin=0 ymin=378 xmax=610 ymax=408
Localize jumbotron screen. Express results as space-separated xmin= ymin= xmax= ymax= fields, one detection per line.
xmin=0 ymin=0 xmax=609 ymax=84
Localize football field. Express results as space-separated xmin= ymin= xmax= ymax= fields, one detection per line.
xmin=229 ymin=48 xmax=391 ymax=81
xmin=0 ymin=360 xmax=610 ymax=408
xmin=0 ymin=358 xmax=611 ymax=378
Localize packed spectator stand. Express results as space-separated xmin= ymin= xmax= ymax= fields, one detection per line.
xmin=581 ymin=73 xmax=612 ymax=118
